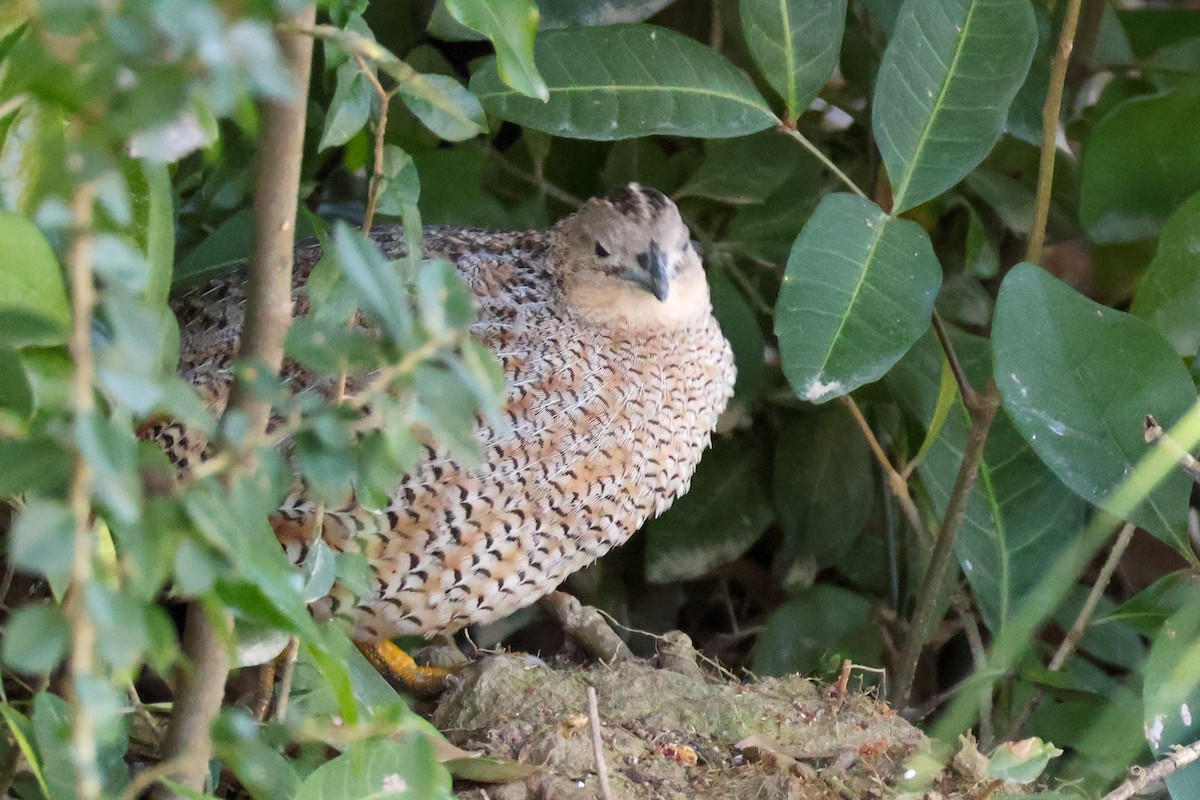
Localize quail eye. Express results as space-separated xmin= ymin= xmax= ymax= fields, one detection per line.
xmin=594 ymin=242 xmax=610 ymax=258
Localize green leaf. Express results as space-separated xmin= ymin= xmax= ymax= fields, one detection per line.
xmin=1079 ymin=82 xmax=1200 ymax=244
xmin=751 ymin=585 xmax=881 ymax=676
xmin=0 ymin=209 xmax=69 ymax=344
xmin=773 ymin=407 xmax=874 ymax=570
xmin=1131 ymin=191 xmax=1200 ymax=358
xmin=676 ymin=130 xmax=804 ymax=205
xmin=10 ymin=499 xmax=74 ymax=590
xmin=293 ymin=737 xmax=451 ymax=800
xmin=993 ymin=263 xmax=1195 ymax=549
xmin=0 ymin=346 xmax=33 ymax=418
xmin=123 ymin=158 xmax=175 ymax=307
xmin=643 ymin=437 xmax=773 ymax=583
xmin=872 ymin=0 xmax=1037 ymax=213
xmin=888 ymin=329 xmax=1085 ymax=633
xmin=2 ymin=604 xmax=68 ymax=674
xmin=0 ymin=435 xmax=73 ymax=497
xmin=331 ymin=222 xmax=413 ymax=346
xmin=1143 ymin=587 xmax=1200 ymax=799
xmin=709 ymin=274 xmax=767 ymax=401
xmin=77 ymin=411 xmax=142 ymax=523
xmin=445 ymin=0 xmax=547 ymax=101
xmin=375 ymin=145 xmax=420 ymax=218
xmin=986 ymin=738 xmax=1062 ymax=784
xmin=320 ymin=60 xmax=374 ymax=150
xmin=775 ymin=193 xmax=941 ymax=404
xmin=173 ymin=207 xmax=322 ymax=287
xmin=469 ymin=24 xmax=776 ymax=140
xmin=739 ymin=0 xmax=847 ymax=119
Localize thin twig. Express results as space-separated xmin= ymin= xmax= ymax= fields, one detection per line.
xmin=780 ymin=126 xmax=868 ymax=200
xmin=158 ymin=4 xmax=318 ymax=796
xmin=273 ymin=638 xmax=301 ymax=722
xmin=840 ymin=396 xmax=934 ymax=544
xmin=1026 ymin=0 xmax=1084 ymax=266
xmin=118 ymin=756 xmax=189 ymax=800
xmin=950 ymin=592 xmax=992 ymax=746
xmin=489 ymin=154 xmax=585 ymax=208
xmin=1145 ymin=415 xmax=1200 ymax=485
xmin=64 ymin=176 xmax=102 ymax=800
xmin=355 ymin=54 xmax=392 ymax=239
xmin=1003 ymin=522 xmax=1137 ymax=741
xmin=1101 ymin=739 xmax=1200 ymax=800
xmin=586 ymin=686 xmax=615 ymax=800
xmin=893 ymin=383 xmax=1000 ymax=707
xmin=931 ymin=311 xmax=978 ymax=412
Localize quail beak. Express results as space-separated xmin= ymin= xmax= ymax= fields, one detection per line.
xmin=634 ymin=242 xmax=670 ymax=302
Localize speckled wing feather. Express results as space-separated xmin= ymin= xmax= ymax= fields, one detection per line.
xmin=164 ymin=218 xmax=735 ymax=641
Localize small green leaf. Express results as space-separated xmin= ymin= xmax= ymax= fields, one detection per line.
xmin=10 ymin=499 xmax=74 ymax=590
xmin=445 ymin=0 xmax=547 ymax=101
xmin=1131 ymin=190 xmax=1200 ymax=357
xmin=873 ymin=0 xmax=1037 ymax=212
xmin=301 ymin=539 xmax=338 ymax=604
xmin=0 ymin=210 xmax=69 ymax=343
xmin=775 ymin=193 xmax=941 ymax=404
xmin=739 ymin=0 xmax=847 ymax=119
xmin=375 ymin=145 xmax=421 ymax=218
xmin=0 ymin=436 xmax=73 ymax=496
xmin=331 ymin=221 xmax=413 ymax=346
xmin=986 ymin=737 xmax=1062 ymax=784
xmin=320 ymin=60 xmax=374 ymax=150
xmin=0 ymin=346 xmax=33 ymax=418
xmin=993 ymin=263 xmax=1195 ymax=549
xmin=643 ymin=437 xmax=772 ymax=583
xmin=416 ymin=258 xmax=473 ymax=336
xmin=77 ymin=411 xmax=142 ymax=523
xmin=470 ymin=24 xmax=776 ymax=140
xmin=2 ymin=603 xmax=69 ymax=674
xmin=1079 ymin=82 xmax=1200 ymax=244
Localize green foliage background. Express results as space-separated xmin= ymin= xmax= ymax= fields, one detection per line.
xmin=3 ymin=0 xmax=1200 ymax=797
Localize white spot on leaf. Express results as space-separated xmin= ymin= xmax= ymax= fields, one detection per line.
xmin=1147 ymin=715 xmax=1165 ymax=748
xmin=382 ymin=773 xmax=408 ymax=792
xmin=1183 ymin=703 xmax=1192 ymax=726
xmin=803 ymin=378 xmax=843 ymax=403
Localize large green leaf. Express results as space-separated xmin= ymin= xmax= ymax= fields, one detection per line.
xmin=1143 ymin=588 xmax=1200 ymax=800
xmin=888 ymin=330 xmax=1084 ymax=633
xmin=1130 ymin=191 xmax=1200 ymax=357
xmin=872 ymin=0 xmax=1037 ymax=213
xmin=1079 ymin=82 xmax=1200 ymax=244
xmin=751 ymin=585 xmax=881 ymax=676
xmin=772 ymin=406 xmax=874 ymax=570
xmin=775 ymin=193 xmax=940 ymax=404
xmin=469 ymin=24 xmax=776 ymax=140
xmin=445 ymin=0 xmax=547 ymax=101
xmin=643 ymin=437 xmax=773 ymax=583
xmin=0 ymin=210 xmax=68 ymax=345
xmin=293 ymin=737 xmax=450 ymax=800
xmin=993 ymin=263 xmax=1195 ymax=550
xmin=739 ymin=0 xmax=847 ymax=119
xmin=676 ymin=130 xmax=804 ymax=205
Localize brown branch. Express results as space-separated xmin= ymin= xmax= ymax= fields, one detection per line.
xmin=840 ymin=395 xmax=934 ymax=544
xmin=586 ymin=686 xmax=615 ymax=800
xmin=892 ymin=382 xmax=1000 ymax=707
xmin=158 ymin=4 xmax=317 ymax=796
xmin=932 ymin=311 xmax=978 ymax=413
xmin=64 ymin=177 xmax=102 ymax=800
xmin=1145 ymin=415 xmax=1200 ymax=485
xmin=1026 ymin=0 xmax=1084 ymax=267
xmin=1101 ymin=739 xmax=1200 ymax=800
xmin=541 ymin=591 xmax=634 ymax=665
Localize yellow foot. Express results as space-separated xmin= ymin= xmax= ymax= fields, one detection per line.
xmin=355 ymin=639 xmax=463 ymax=697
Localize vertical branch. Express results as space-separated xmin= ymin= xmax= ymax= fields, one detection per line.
xmin=64 ymin=178 xmax=101 ymax=800
xmin=159 ymin=4 xmax=317 ymax=795
xmin=893 ymin=385 xmax=1000 ymax=706
xmin=1026 ymin=0 xmax=1084 ymax=267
